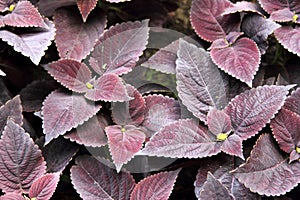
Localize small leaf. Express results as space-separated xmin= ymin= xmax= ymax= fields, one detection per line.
xmin=222 ymin=1 xmax=265 ymax=16
xmin=29 ymin=173 xmax=60 ymax=200
xmin=210 ymin=37 xmax=261 ymax=87
xmin=0 ymin=193 xmax=24 ymax=200
xmin=221 ymin=134 xmax=244 ymax=159
xmin=0 ymin=121 xmax=46 ymax=193
xmin=270 ymin=8 xmax=298 ymax=23
xmin=283 ymin=87 xmax=300 ymax=115
xmin=77 ymin=0 xmax=97 ymax=22
xmin=257 ymin=0 xmax=300 ymax=14
xmin=130 ymin=169 xmax=180 ymax=200
xmin=207 ymin=109 xmax=231 ymax=135
xmin=89 ymin=19 xmax=149 ymax=76
xmin=275 ymin=26 xmax=300 ymax=57
xmin=106 ymin=125 xmax=145 ymax=172
xmin=42 ymin=90 xmax=101 ymax=145
xmin=233 ymin=134 xmax=300 ymax=196
xmin=54 ymin=7 xmax=106 ymax=61
xmin=0 ymin=0 xmax=14 ymax=12
xmin=71 ymin=155 xmax=136 ymax=200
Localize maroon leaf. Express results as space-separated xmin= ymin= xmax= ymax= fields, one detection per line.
xmin=29 ymin=173 xmax=60 ymax=200
xmin=84 ymin=74 xmax=131 ymax=102
xmin=38 ymin=0 xmax=77 ymax=16
xmin=275 ymin=26 xmax=300 ymax=57
xmin=112 ymin=85 xmax=145 ymax=126
xmin=140 ymin=119 xmax=222 ymax=158
xmin=176 ymin=40 xmax=227 ymax=122
xmin=207 ymin=109 xmax=232 ymax=135
xmin=0 ymin=19 xmax=55 ymax=65
xmin=190 ymin=0 xmax=240 ymax=42
xmin=65 ymin=114 xmax=108 ymax=147
xmin=0 ymin=0 xmax=14 ymax=12
xmin=221 ymin=134 xmax=244 ymax=159
xmin=283 ymin=87 xmax=300 ymax=115
xmin=107 ymin=0 xmax=132 ymax=2
xmin=54 ymin=7 xmax=106 ymax=61
xmin=0 ymin=193 xmax=24 ymax=200
xmin=225 ymin=85 xmax=292 ymax=141
xmin=89 ymin=19 xmax=149 ymax=76
xmin=71 ymin=155 xmax=136 ymax=200
xmin=210 ymin=37 xmax=261 ymax=86
xmin=76 ymin=0 xmax=97 ymax=22
xmin=257 ymin=0 xmax=300 ymax=14
xmin=130 ymin=169 xmax=180 ymax=200
xmin=44 ymin=59 xmax=92 ymax=93
xmin=0 ymin=121 xmax=46 ymax=193
xmin=106 ymin=125 xmax=145 ymax=172
xmin=42 ymin=90 xmax=101 ymax=145
xmin=142 ymin=95 xmax=181 ymax=135
xmin=222 ymin=1 xmax=265 ymax=16
xmin=233 ymin=134 xmax=300 ymax=196
xmin=270 ymin=8 xmax=299 ymax=23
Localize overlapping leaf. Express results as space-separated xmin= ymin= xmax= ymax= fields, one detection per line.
xmin=0 ymin=121 xmax=46 ymax=193
xmin=270 ymin=8 xmax=300 ymax=23
xmin=0 ymin=19 xmax=56 ymax=65
xmin=38 ymin=0 xmax=77 ymax=16
xmin=207 ymin=109 xmax=232 ymax=135
xmin=274 ymin=26 xmax=300 ymax=57
xmin=89 ymin=19 xmax=149 ymax=76
xmin=42 ymin=90 xmax=102 ymax=145
xmin=283 ymin=87 xmax=300 ymax=115
xmin=107 ymin=0 xmax=132 ymax=3
xmin=106 ymin=125 xmax=145 ymax=172
xmin=76 ymin=0 xmax=97 ymax=22
xmin=71 ymin=155 xmax=136 ymax=200
xmin=257 ymin=0 xmax=300 ymax=14
xmin=130 ymin=169 xmax=180 ymax=200
xmin=190 ymin=0 xmax=240 ymax=42
xmin=0 ymin=193 xmax=24 ymax=200
xmin=222 ymin=1 xmax=265 ymax=16
xmin=29 ymin=173 xmax=60 ymax=200
xmin=176 ymin=40 xmax=227 ymax=122
xmin=0 ymin=0 xmax=14 ymax=12
xmin=233 ymin=134 xmax=300 ymax=196
xmin=54 ymin=7 xmax=106 ymax=61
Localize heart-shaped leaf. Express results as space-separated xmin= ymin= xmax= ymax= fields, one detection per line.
xmin=275 ymin=26 xmax=300 ymax=57
xmin=71 ymin=155 xmax=136 ymax=200
xmin=130 ymin=169 xmax=180 ymax=200
xmin=29 ymin=173 xmax=60 ymax=200
xmin=42 ymin=90 xmax=101 ymax=145
xmin=207 ymin=109 xmax=232 ymax=135
xmin=190 ymin=0 xmax=240 ymax=42
xmin=106 ymin=125 xmax=145 ymax=172
xmin=0 ymin=193 xmax=24 ymax=200
xmin=176 ymin=39 xmax=227 ymax=122
xmin=257 ymin=0 xmax=300 ymax=14
xmin=54 ymin=7 xmax=106 ymax=61
xmin=76 ymin=0 xmax=97 ymax=22
xmin=210 ymin=37 xmax=261 ymax=87
xmin=233 ymin=134 xmax=300 ymax=196
xmin=89 ymin=19 xmax=149 ymax=76
xmin=0 ymin=121 xmax=46 ymax=193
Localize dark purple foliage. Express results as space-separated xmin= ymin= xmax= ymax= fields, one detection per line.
xmin=76 ymin=0 xmax=98 ymax=22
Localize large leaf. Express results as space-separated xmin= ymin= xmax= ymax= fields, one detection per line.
xmin=176 ymin=39 xmax=227 ymax=122
xmin=257 ymin=0 xmax=300 ymax=14
xmin=54 ymin=7 xmax=106 ymax=61
xmin=38 ymin=0 xmax=77 ymax=16
xmin=89 ymin=19 xmax=149 ymax=76
xmin=0 ymin=95 xmax=22 ymax=134
xmin=42 ymin=90 xmax=101 ymax=145
xmin=106 ymin=125 xmax=145 ymax=172
xmin=0 ymin=193 xmax=24 ymax=200
xmin=210 ymin=37 xmax=261 ymax=87
xmin=283 ymin=87 xmax=300 ymax=115
xmin=190 ymin=0 xmax=240 ymax=42
xmin=0 ymin=19 xmax=55 ymax=65
xmin=0 ymin=121 xmax=46 ymax=193
xmin=29 ymin=173 xmax=60 ymax=200
xmin=274 ymin=26 xmax=300 ymax=57
xmin=233 ymin=134 xmax=300 ymax=196
xmin=140 ymin=119 xmax=222 ymax=158
xmin=130 ymin=169 xmax=180 ymax=200
xmin=222 ymin=1 xmax=265 ymax=16
xmin=76 ymin=0 xmax=97 ymax=22
xmin=71 ymin=155 xmax=136 ymax=200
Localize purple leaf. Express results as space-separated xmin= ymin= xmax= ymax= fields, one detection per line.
xmin=233 ymin=134 xmax=300 ymax=196
xmin=270 ymin=8 xmax=299 ymax=23
xmin=29 ymin=173 xmax=60 ymax=200
xmin=3 ymin=1 xmax=47 ymax=28
xmin=221 ymin=134 xmax=244 ymax=159
xmin=130 ymin=169 xmax=180 ymax=200
xmin=140 ymin=119 xmax=222 ymax=158
xmin=176 ymin=40 xmax=227 ymax=122
xmin=0 ymin=193 xmax=24 ymax=200
xmin=107 ymin=0 xmax=132 ymax=2
xmin=257 ymin=0 xmax=300 ymax=14
xmin=0 ymin=95 xmax=22 ymax=134
xmin=0 ymin=19 xmax=55 ymax=65
xmin=198 ymin=172 xmax=234 ymax=200
xmin=42 ymin=90 xmax=101 ymax=145
xmin=112 ymin=85 xmax=145 ymax=126
xmin=283 ymin=87 xmax=300 ymax=115
xmin=142 ymin=95 xmax=181 ymax=134
xmin=190 ymin=0 xmax=240 ymax=42
xmin=54 ymin=7 xmax=106 ymax=61
xmin=89 ymin=19 xmax=149 ymax=76
xmin=242 ymin=15 xmax=281 ymax=55
xmin=44 ymin=59 xmax=92 ymax=93
xmin=225 ymin=85 xmax=292 ymax=141
xmin=84 ymin=74 xmax=131 ymax=102
xmin=207 ymin=109 xmax=232 ymax=135
xmin=106 ymin=125 xmax=145 ymax=172
xmin=210 ymin=37 xmax=261 ymax=87
xmin=0 ymin=0 xmax=14 ymax=12
xmin=275 ymin=26 xmax=300 ymax=57
xmin=0 ymin=121 xmax=46 ymax=193
xmin=222 ymin=1 xmax=265 ymax=16
xmin=71 ymin=155 xmax=136 ymax=200
xmin=76 ymin=0 xmax=97 ymax=22
xmin=38 ymin=0 xmax=77 ymax=16
xmin=65 ymin=114 xmax=108 ymax=147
